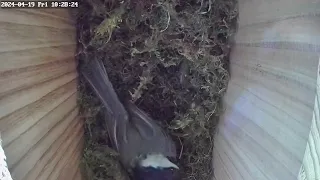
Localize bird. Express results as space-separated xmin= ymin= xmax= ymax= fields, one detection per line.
xmin=81 ymin=58 xmax=180 ymax=180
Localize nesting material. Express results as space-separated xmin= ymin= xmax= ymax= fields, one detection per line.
xmin=75 ymin=0 xmax=238 ymax=179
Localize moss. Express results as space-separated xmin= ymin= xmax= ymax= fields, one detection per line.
xmin=75 ymin=0 xmax=238 ymax=179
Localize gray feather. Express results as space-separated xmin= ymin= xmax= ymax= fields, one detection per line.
xmin=82 ymin=59 xmax=177 ymax=169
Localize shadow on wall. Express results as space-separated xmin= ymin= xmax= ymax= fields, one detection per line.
xmin=213 ymin=13 xmax=320 ymax=179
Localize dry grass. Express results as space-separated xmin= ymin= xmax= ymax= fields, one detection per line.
xmin=75 ymin=0 xmax=238 ymax=179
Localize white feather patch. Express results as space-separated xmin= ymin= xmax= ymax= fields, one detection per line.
xmin=1 ymin=135 xmax=13 ymax=180
xmin=140 ymin=154 xmax=179 ymax=169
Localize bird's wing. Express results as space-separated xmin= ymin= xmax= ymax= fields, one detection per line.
xmin=125 ymin=101 xmax=157 ymax=138
xmin=81 ymin=58 xmax=129 ymax=151
xmin=125 ymin=101 xmax=176 ymax=157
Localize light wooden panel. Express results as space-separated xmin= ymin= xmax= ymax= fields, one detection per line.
xmin=25 ymin=118 xmax=83 ymax=180
xmin=213 ymin=0 xmax=320 ymax=179
xmin=56 ymin=137 xmax=83 ymax=180
xmin=19 ymin=9 xmax=75 ymax=22
xmin=73 ymin=168 xmax=84 ymax=180
xmin=9 ymin=107 xmax=79 ymax=179
xmin=235 ymin=16 xmax=320 ymax=46
xmin=238 ymin=0 xmax=320 ymax=27
xmin=0 ymin=9 xmax=74 ymax=29
xmin=44 ymin=135 xmax=83 ymax=180
xmin=0 ymin=8 xmax=82 ymax=180
xmin=4 ymin=94 xmax=78 ymax=168
xmin=298 ymin=59 xmax=320 ymax=180
xmin=0 ymin=79 xmax=77 ymax=146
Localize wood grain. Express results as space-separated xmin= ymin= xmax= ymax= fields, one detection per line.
xmin=0 ymin=9 xmax=74 ymax=29
xmin=35 ymin=132 xmax=83 ymax=180
xmin=235 ymin=16 xmax=320 ymax=46
xmin=213 ymin=0 xmax=320 ymax=179
xmin=9 ymin=108 xmax=79 ymax=180
xmin=25 ymin=119 xmax=83 ymax=180
xmin=4 ymin=94 xmax=78 ymax=168
xmin=0 ymin=72 xmax=77 ymax=120
xmin=73 ymin=169 xmax=84 ymax=180
xmin=45 ymin=136 xmax=83 ymax=180
xmin=0 ymin=45 xmax=75 ymax=72
xmin=298 ymin=59 xmax=320 ymax=180
xmin=0 ymin=60 xmax=76 ymax=98
xmin=0 ymin=8 xmax=81 ymax=180
xmin=0 ymin=80 xmax=77 ymax=146
xmin=57 ymin=140 xmax=83 ymax=180
xmin=238 ymin=0 xmax=320 ymax=27
xmin=18 ymin=9 xmax=74 ymax=23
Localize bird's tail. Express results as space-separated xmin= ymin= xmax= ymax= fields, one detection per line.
xmin=81 ymin=59 xmax=128 ymax=119
xmin=81 ymin=59 xmax=129 ymax=151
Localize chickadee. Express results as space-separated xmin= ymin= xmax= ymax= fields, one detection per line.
xmin=82 ymin=59 xmax=180 ymax=180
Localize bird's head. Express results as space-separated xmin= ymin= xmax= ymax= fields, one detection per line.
xmin=132 ymin=154 xmax=180 ymax=180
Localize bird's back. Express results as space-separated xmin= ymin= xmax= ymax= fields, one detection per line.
xmin=118 ymin=101 xmax=177 ymax=168
xmin=82 ymin=58 xmax=177 ymax=169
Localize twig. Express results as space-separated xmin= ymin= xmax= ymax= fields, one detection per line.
xmin=196 ymin=0 xmax=204 ymax=13
xmin=178 ymin=137 xmax=184 ymax=159
xmin=198 ymin=0 xmax=213 ymax=14
xmin=150 ymin=4 xmax=171 ymax=32
xmin=160 ymin=4 xmax=171 ymax=32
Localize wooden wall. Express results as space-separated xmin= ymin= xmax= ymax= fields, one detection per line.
xmin=213 ymin=0 xmax=320 ymax=180
xmin=0 ymin=8 xmax=83 ymax=180
xmin=298 ymin=59 xmax=320 ymax=180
